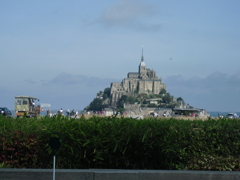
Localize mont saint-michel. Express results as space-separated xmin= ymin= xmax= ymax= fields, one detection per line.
xmin=85 ymin=49 xmax=209 ymax=118
xmin=110 ymin=49 xmax=166 ymax=106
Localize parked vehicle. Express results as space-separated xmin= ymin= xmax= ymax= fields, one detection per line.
xmin=0 ymin=107 xmax=12 ymax=117
xmin=15 ymin=96 xmax=40 ymax=118
xmin=226 ymin=113 xmax=239 ymax=119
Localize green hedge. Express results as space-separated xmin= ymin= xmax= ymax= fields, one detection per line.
xmin=0 ymin=115 xmax=240 ymax=170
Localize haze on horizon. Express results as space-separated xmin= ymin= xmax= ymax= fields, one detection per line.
xmin=1 ymin=0 xmax=240 ymax=112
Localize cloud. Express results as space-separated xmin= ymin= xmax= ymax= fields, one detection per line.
xmin=45 ymin=72 xmax=119 ymax=87
xmin=24 ymin=79 xmax=38 ymax=84
xmin=96 ymin=0 xmax=161 ymax=32
xmin=165 ymin=71 xmax=240 ymax=92
xmin=229 ymin=71 xmax=240 ymax=83
xmin=164 ymin=71 xmax=240 ymax=111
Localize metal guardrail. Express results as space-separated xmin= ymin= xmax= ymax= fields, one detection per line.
xmin=1 ymin=169 xmax=240 ymax=180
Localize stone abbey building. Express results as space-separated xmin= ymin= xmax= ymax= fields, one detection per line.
xmin=110 ymin=49 xmax=166 ymax=106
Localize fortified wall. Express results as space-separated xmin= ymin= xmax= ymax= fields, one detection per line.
xmin=110 ymin=49 xmax=166 ymax=106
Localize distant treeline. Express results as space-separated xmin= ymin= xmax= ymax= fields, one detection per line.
xmin=0 ymin=115 xmax=240 ymax=170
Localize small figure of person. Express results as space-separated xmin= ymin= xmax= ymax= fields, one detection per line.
xmin=47 ymin=109 xmax=50 ymax=116
xmin=67 ymin=109 xmax=70 ymax=117
xmin=29 ymin=99 xmax=34 ymax=111
xmin=36 ymin=105 xmax=40 ymax=115
xmin=59 ymin=108 xmax=63 ymax=115
xmin=31 ymin=100 xmax=35 ymax=111
xmin=71 ymin=109 xmax=75 ymax=116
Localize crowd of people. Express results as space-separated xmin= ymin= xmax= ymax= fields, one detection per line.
xmin=45 ymin=108 xmax=79 ymax=118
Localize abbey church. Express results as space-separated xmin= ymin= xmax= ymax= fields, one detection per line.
xmin=110 ymin=49 xmax=166 ymax=106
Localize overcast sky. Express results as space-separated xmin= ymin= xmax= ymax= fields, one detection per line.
xmin=1 ymin=0 xmax=240 ymax=112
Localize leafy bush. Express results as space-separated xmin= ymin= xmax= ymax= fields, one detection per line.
xmin=0 ymin=131 xmax=40 ymax=168
xmin=147 ymin=103 xmax=157 ymax=107
xmin=186 ymin=154 xmax=240 ymax=171
xmin=0 ymin=116 xmax=240 ymax=170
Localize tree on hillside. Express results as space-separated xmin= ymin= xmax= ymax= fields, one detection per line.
xmin=148 ymin=103 xmax=157 ymax=107
xmin=159 ymin=89 xmax=166 ymax=94
xmin=127 ymin=96 xmax=136 ymax=104
xmin=117 ymin=95 xmax=128 ymax=108
xmin=97 ymin=92 xmax=102 ymax=97
xmin=103 ymin=87 xmax=111 ymax=97
xmin=177 ymin=97 xmax=184 ymax=103
xmin=162 ymin=93 xmax=172 ymax=103
xmin=137 ymin=93 xmax=148 ymax=104
xmin=117 ymin=95 xmax=138 ymax=108
xmin=88 ymin=98 xmax=107 ymax=111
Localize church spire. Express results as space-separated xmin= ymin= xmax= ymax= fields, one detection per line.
xmin=139 ymin=46 xmax=146 ymax=68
